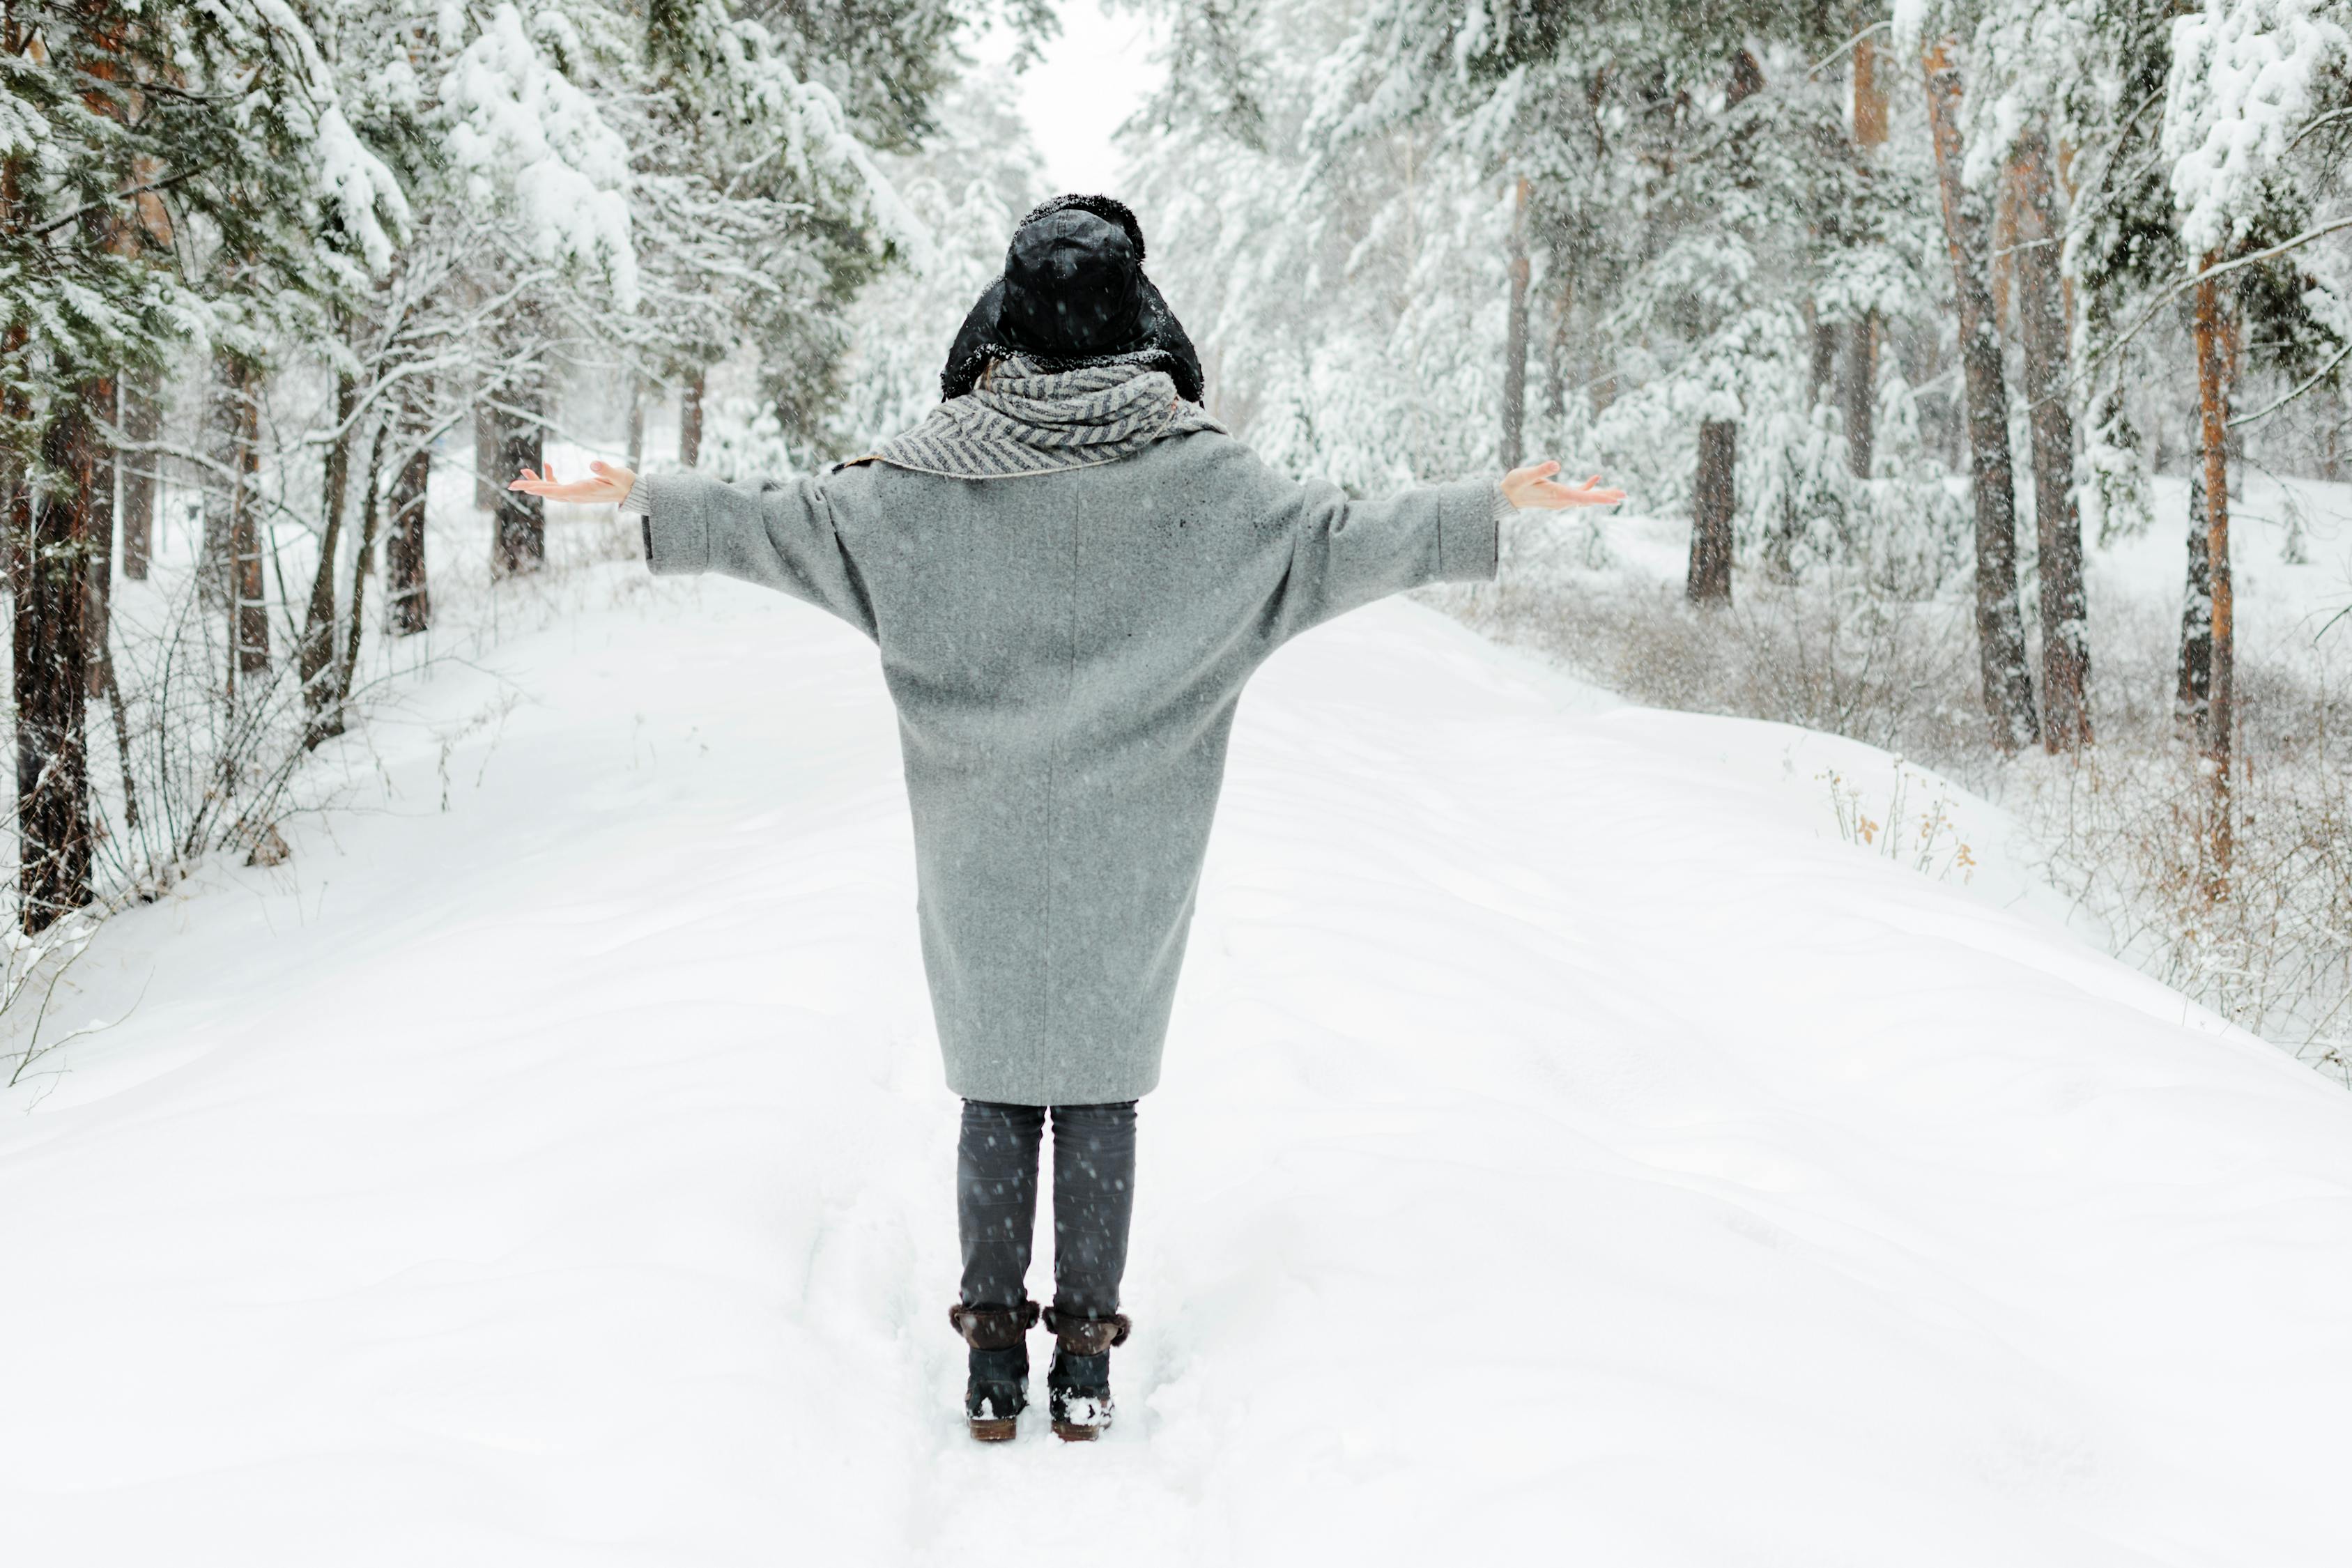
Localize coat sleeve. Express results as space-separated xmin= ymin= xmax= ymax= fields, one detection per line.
xmin=638 ymin=470 xmax=877 ymax=638
xmin=1249 ymin=455 xmax=1504 ymax=640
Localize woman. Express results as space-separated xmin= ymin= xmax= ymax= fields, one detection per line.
xmin=514 ymin=194 xmax=1624 ymax=1443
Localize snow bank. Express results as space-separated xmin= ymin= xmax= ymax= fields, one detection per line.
xmin=2 ymin=571 xmax=2349 ymax=1566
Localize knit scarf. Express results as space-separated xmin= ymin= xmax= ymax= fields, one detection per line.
xmin=868 ymin=357 xmax=1224 ymax=480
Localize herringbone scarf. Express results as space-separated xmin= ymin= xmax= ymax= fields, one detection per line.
xmin=870 ymin=357 xmax=1224 ymax=480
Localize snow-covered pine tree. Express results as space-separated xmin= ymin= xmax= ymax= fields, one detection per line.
xmin=1 ymin=0 xmax=402 ymax=925
xmin=828 ymin=75 xmax=1049 ymax=459
xmin=2155 ymin=0 xmax=2350 ymax=881
xmin=616 ymin=0 xmax=954 ymax=470
xmin=1132 ymin=0 xmax=1962 ymax=604
xmin=1916 ymin=26 xmax=2040 ymax=751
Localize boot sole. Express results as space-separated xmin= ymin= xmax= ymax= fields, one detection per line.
xmin=1052 ymin=1420 xmax=1106 ymax=1443
xmin=969 ymin=1417 xmax=1018 ymax=1442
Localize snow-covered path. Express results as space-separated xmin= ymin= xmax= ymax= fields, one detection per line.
xmin=4 ymin=571 xmax=2350 ymax=1566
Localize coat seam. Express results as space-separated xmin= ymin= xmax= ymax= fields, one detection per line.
xmin=1039 ymin=480 xmax=1084 ymax=1052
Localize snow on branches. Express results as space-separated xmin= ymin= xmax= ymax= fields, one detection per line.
xmin=443 ymin=3 xmax=640 ymax=309
xmin=2163 ymin=0 xmax=2349 ymax=259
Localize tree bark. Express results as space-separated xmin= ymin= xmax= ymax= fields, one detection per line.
xmin=199 ymin=350 xmax=244 ymax=610
xmin=18 ymin=381 xmax=102 ymax=931
xmin=298 ymin=369 xmax=357 ymax=736
xmin=679 ymin=369 xmax=706 ymax=467
xmin=1501 ymin=175 xmax=1530 ymax=470
xmin=81 ymin=395 xmax=116 ymax=702
xmin=493 ymin=369 xmax=545 ymax=577
xmin=1840 ymin=314 xmax=1877 ymax=478
xmin=2192 ymin=257 xmax=2236 ymax=889
xmin=1923 ymin=39 xmax=2038 ymax=751
xmin=1544 ymin=268 xmax=1572 ymax=424
xmin=225 ymin=370 xmax=269 ymax=686
xmin=1806 ymin=302 xmax=1837 ymax=405
xmin=1836 ymin=40 xmax=1888 ymax=477
xmin=337 ymin=420 xmax=390 ymax=714
xmin=2176 ymin=471 xmax=2211 ymax=730
xmin=118 ymin=370 xmax=156 ymax=579
xmin=1852 ymin=35 xmax=1889 ymax=148
xmin=386 ymin=381 xmax=432 ymax=635
xmin=2012 ymin=126 xmax=2091 ymax=750
xmin=474 ymin=394 xmax=500 ymax=510
xmin=1687 ymin=418 xmax=1736 ymax=604
xmin=625 ymin=372 xmax=646 ymax=472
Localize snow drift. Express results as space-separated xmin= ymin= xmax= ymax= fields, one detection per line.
xmin=2 ymin=569 xmax=2348 ymax=1567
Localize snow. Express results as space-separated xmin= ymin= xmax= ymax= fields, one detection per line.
xmin=443 ymin=3 xmax=640 ymax=310
xmin=2164 ymin=0 xmax=2350 ymax=257
xmin=314 ymin=103 xmax=413 ymax=275
xmin=4 ymin=542 xmax=2352 ymax=1564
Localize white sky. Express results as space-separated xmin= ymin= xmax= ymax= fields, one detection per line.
xmin=981 ymin=2 xmax=1162 ymax=199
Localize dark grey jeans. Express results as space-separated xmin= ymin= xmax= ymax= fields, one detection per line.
xmin=958 ymin=1099 xmax=1136 ymax=1319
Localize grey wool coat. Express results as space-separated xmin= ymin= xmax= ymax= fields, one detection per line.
xmin=639 ymin=431 xmax=1500 ymax=1104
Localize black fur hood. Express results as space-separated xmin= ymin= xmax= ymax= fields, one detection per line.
xmin=939 ymin=194 xmax=1204 ymax=404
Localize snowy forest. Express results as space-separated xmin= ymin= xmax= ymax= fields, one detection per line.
xmin=11 ymin=0 xmax=2350 ymax=1079
xmin=7 ymin=1 xmax=2352 ymax=1556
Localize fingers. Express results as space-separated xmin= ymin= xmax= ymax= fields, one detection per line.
xmin=509 ymin=460 xmax=633 ymax=501
xmin=1523 ymin=477 xmax=1627 ymax=509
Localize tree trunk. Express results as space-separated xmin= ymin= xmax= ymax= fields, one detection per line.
xmin=1806 ymin=302 xmax=1837 ymax=406
xmin=119 ymin=370 xmax=156 ymax=579
xmin=2012 ymin=126 xmax=2091 ymax=751
xmin=1544 ymin=269 xmax=1572 ymax=424
xmin=1836 ymin=40 xmax=1887 ymax=476
xmin=81 ymin=397 xmax=116 ymax=702
xmin=2192 ymin=257 xmax=2236 ymax=890
xmin=1852 ymin=35 xmax=1889 ymax=148
xmin=2176 ymin=471 xmax=2211 ymax=730
xmin=626 ymin=373 xmax=646 ymax=472
xmin=386 ymin=382 xmax=432 ymax=635
xmin=299 ymin=370 xmax=357 ymax=737
xmin=1687 ymin=418 xmax=1736 ymax=604
xmin=18 ymin=381 xmax=102 ymax=931
xmin=1923 ymin=38 xmax=2038 ymax=752
xmin=679 ymin=369 xmax=706 ymax=467
xmin=199 ymin=351 xmax=245 ymax=610
xmin=1840 ymin=314 xmax=1877 ymax=478
xmin=1501 ymin=175 xmax=1530 ymax=470
xmin=493 ymin=369 xmax=545 ymax=577
xmin=337 ymin=420 xmax=390 ymax=714
xmin=226 ymin=372 xmax=269 ymax=686
xmin=474 ymin=394 xmax=500 ymax=510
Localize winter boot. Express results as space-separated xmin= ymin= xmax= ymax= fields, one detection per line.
xmin=1043 ymin=1307 xmax=1130 ymax=1442
xmin=950 ymin=1300 xmax=1040 ymax=1442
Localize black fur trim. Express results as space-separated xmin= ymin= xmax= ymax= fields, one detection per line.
xmin=1017 ymin=194 xmax=1146 ymax=263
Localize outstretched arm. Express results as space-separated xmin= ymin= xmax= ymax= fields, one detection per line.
xmin=1263 ymin=452 xmax=1624 ymax=639
xmin=509 ymin=460 xmax=876 ymax=636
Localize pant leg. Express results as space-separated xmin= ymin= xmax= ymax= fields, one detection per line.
xmin=958 ymin=1100 xmax=1045 ymax=1309
xmin=1049 ymin=1100 xmax=1137 ymax=1319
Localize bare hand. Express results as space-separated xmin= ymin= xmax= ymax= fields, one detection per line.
xmin=509 ymin=459 xmax=636 ymax=505
xmin=1502 ymin=460 xmax=1625 ymax=509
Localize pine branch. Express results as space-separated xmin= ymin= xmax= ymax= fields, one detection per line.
xmin=2082 ymin=213 xmax=2352 ymax=383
